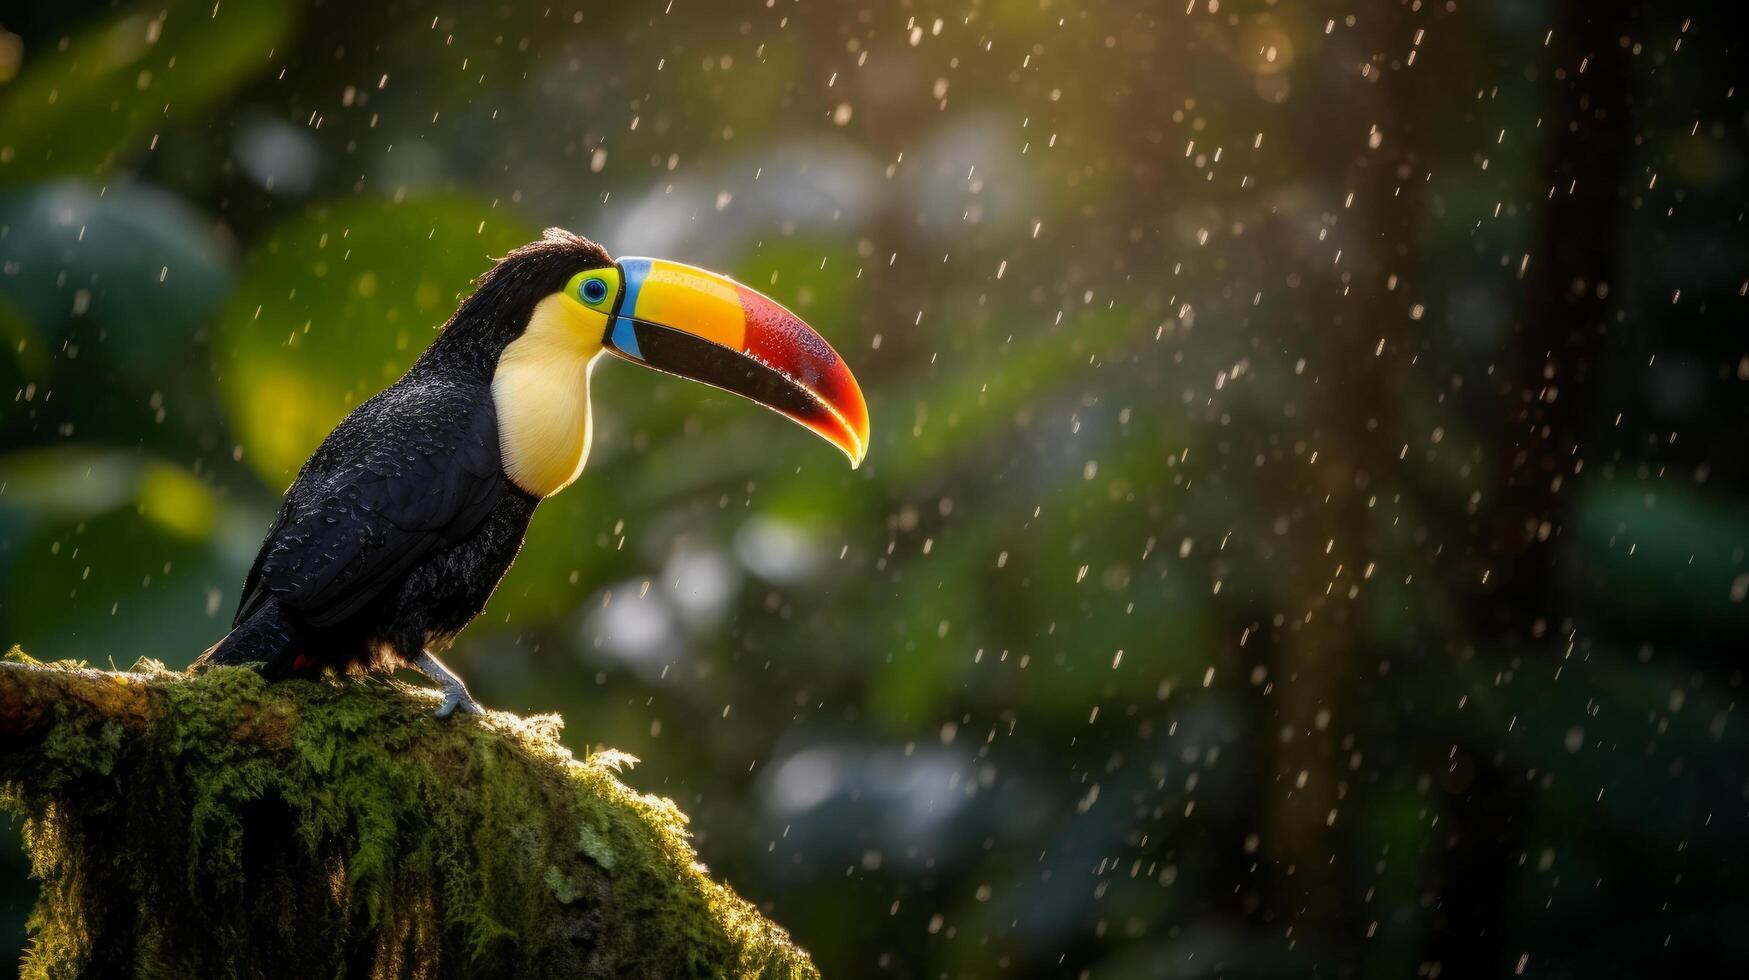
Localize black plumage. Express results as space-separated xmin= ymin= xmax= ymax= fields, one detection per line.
xmin=199 ymin=230 xmax=614 ymax=698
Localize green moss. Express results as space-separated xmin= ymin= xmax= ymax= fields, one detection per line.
xmin=0 ymin=658 xmax=817 ymax=979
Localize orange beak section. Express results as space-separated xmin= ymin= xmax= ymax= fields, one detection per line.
xmin=602 ymin=257 xmax=870 ymax=467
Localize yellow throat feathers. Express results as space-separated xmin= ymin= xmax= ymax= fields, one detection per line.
xmin=491 ymin=293 xmax=606 ymax=497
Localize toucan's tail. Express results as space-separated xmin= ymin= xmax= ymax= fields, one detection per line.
xmin=195 ymin=599 xmax=305 ymax=679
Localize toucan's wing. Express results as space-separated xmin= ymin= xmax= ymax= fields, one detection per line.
xmin=234 ymin=496 xmax=293 ymax=627
xmin=235 ymin=379 xmax=507 ymax=629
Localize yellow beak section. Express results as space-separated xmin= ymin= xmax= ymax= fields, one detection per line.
xmin=618 ymin=260 xmax=749 ymax=352
xmin=602 ymin=257 xmax=870 ymax=467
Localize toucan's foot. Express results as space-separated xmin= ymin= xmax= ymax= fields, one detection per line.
xmin=434 ymin=690 xmax=485 ymax=719
xmin=413 ymin=650 xmax=484 ymax=719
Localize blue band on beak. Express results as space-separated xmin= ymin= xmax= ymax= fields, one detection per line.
xmin=610 ymin=317 xmax=643 ymax=360
xmin=609 ymin=258 xmax=651 ymax=360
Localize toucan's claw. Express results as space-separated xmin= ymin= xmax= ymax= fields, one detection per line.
xmin=415 ymin=650 xmax=484 ymax=719
xmin=434 ymin=691 xmax=485 ymax=719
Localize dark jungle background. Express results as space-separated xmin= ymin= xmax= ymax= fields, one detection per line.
xmin=2 ymin=0 xmax=1745 ymax=976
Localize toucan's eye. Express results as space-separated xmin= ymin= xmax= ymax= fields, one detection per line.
xmin=580 ymin=277 xmax=609 ymax=304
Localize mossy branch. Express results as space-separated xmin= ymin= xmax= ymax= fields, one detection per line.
xmin=0 ymin=650 xmax=815 ymax=980
xmin=0 ymin=657 xmax=161 ymax=739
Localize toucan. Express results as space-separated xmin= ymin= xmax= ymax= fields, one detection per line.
xmin=198 ymin=229 xmax=869 ymax=716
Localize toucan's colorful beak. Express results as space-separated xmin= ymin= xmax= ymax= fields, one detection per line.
xmin=601 ymin=257 xmax=869 ymax=467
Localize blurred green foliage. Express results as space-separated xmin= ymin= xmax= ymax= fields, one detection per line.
xmin=0 ymin=0 xmax=297 ymax=181
xmin=1 ymin=1 xmax=1746 ymax=977
xmin=215 ymin=195 xmax=534 ymax=483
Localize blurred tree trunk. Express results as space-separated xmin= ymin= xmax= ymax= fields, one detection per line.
xmin=1262 ymin=0 xmax=1449 ymax=950
xmin=1496 ymin=3 xmax=1636 ymax=611
xmin=0 ymin=653 xmax=814 ymax=980
xmin=1428 ymin=3 xmax=1638 ymax=976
